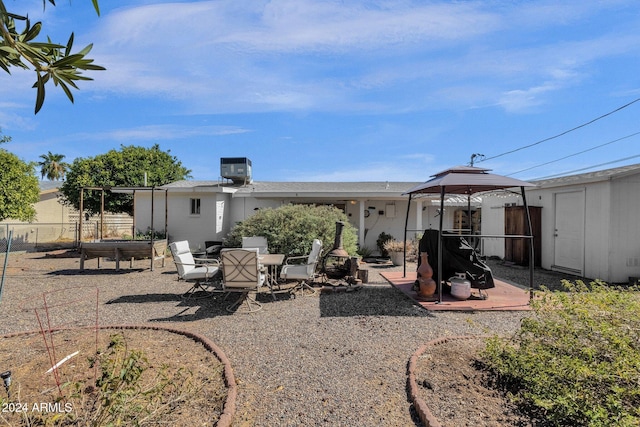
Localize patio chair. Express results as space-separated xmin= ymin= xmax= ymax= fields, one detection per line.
xmin=280 ymin=239 xmax=322 ymax=296
xmin=242 ymin=236 xmax=269 ymax=254
xmin=169 ymin=241 xmax=221 ymax=299
xmin=220 ymin=248 xmax=266 ymax=313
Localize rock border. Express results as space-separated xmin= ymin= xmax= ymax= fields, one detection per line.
xmin=2 ymin=324 xmax=237 ymax=427
xmin=407 ymin=335 xmax=488 ymax=427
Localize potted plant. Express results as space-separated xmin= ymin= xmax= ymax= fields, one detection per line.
xmin=376 ymin=232 xmax=394 ymax=257
xmin=383 ymin=239 xmax=414 ymax=266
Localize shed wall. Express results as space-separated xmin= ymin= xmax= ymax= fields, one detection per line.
xmin=610 ymin=174 xmax=640 ymax=282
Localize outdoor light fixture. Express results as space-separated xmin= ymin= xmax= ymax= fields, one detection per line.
xmin=1 ymin=370 xmax=11 ymax=398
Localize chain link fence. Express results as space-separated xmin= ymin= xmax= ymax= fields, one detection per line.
xmin=0 ymin=220 xmax=136 ymax=252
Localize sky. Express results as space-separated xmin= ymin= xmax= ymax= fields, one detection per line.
xmin=1 ymin=0 xmax=639 ymax=183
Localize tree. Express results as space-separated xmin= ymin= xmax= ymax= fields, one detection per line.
xmin=59 ymin=144 xmax=191 ymax=216
xmin=38 ymin=151 xmax=69 ymax=181
xmin=0 ymin=127 xmax=9 ymax=144
xmin=0 ymin=0 xmax=104 ymax=113
xmin=0 ymin=148 xmax=39 ymax=221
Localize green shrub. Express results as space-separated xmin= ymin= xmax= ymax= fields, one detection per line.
xmin=482 ymin=280 xmax=640 ymax=426
xmin=224 ymin=204 xmax=358 ymax=257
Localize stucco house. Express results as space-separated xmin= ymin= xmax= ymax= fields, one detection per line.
xmin=481 ymin=163 xmax=640 ymax=284
xmin=131 ymin=158 xmax=482 ymax=253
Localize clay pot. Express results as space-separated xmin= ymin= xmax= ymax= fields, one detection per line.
xmin=417 ymin=252 xmax=437 ymax=298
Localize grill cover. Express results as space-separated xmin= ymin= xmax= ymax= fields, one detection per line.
xmin=418 ymin=229 xmax=495 ymax=290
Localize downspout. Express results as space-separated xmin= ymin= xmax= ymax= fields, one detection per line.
xmin=165 ymin=189 xmax=169 ymax=240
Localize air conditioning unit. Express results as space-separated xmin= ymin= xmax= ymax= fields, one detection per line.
xmin=220 ymin=157 xmax=252 ymax=184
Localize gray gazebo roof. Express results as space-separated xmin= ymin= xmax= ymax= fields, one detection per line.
xmin=404 ymin=166 xmax=536 ymax=195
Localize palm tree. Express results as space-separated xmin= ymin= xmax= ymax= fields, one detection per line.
xmin=38 ymin=151 xmax=69 ymax=181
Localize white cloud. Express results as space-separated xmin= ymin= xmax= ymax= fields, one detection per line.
xmin=67 ymin=125 xmax=252 ymax=142
xmin=9 ymin=0 xmax=637 ymax=115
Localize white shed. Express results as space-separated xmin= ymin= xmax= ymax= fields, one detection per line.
xmin=481 ymin=163 xmax=640 ymax=284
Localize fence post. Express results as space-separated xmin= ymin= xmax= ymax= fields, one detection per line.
xmin=0 ymin=230 xmax=13 ymax=302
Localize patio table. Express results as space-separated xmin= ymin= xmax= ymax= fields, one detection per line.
xmin=259 ymin=254 xmax=286 ymax=298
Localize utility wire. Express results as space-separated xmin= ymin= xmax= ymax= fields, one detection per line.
xmin=507 ymin=131 xmax=640 ymax=176
xmin=478 ymin=96 xmax=640 ymax=163
xmin=532 ymin=154 xmax=640 ymax=180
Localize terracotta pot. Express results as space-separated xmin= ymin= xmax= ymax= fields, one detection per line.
xmin=417 ymin=252 xmax=436 ymax=298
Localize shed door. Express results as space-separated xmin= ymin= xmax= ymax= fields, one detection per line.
xmin=553 ymin=191 xmax=584 ymax=274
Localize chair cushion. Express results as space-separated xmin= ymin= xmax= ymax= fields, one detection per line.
xmin=170 ymin=240 xmax=191 ymax=255
xmin=307 ymin=239 xmax=322 ymax=264
xmin=170 ymin=241 xmax=196 ymax=277
xmin=183 ymin=266 xmax=219 ymax=280
xmin=280 ymin=264 xmax=309 ymax=280
xmin=242 ymin=236 xmax=269 ymax=254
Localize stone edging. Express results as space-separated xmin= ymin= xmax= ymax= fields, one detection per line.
xmin=407 ymin=335 xmax=488 ymax=427
xmin=2 ymin=324 xmax=237 ymax=427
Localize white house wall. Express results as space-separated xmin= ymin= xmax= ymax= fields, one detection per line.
xmin=582 ymin=182 xmax=611 ymax=281
xmin=481 ymin=174 xmax=640 ymax=283
xmin=610 ymin=174 xmax=640 ymax=283
xmin=134 ymin=190 xmax=462 ymax=254
xmin=228 ymin=197 xmax=455 ymax=252
xmin=229 ymin=197 xmax=281 ymax=226
xmin=135 ymin=192 xmax=232 ymax=250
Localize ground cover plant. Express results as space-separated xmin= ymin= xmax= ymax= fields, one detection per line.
xmin=0 ymin=329 xmax=227 ymax=426
xmin=482 ymin=280 xmax=640 ymax=426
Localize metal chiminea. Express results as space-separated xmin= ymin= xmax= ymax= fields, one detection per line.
xmin=322 ymin=221 xmax=351 ymax=279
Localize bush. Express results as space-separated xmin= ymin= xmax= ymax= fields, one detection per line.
xmin=224 ymin=204 xmax=358 ymax=257
xmin=482 ymin=280 xmax=640 ymax=426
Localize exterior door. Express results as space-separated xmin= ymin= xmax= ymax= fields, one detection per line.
xmin=553 ymin=191 xmax=584 ymax=274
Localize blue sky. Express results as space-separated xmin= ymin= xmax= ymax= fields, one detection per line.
xmin=1 ymin=0 xmax=639 ymax=182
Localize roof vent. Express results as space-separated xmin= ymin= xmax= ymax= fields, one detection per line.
xmin=220 ymin=157 xmax=252 ymax=184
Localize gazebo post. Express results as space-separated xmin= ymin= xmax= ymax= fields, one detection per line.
xmin=521 ymin=186 xmax=535 ymax=301
xmin=437 ymin=186 xmax=445 ymax=303
xmin=403 ymin=193 xmax=412 ymax=277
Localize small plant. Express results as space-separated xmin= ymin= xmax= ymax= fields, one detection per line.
xmin=376 ymin=232 xmax=394 ymax=257
xmin=382 ymin=239 xmax=414 ymax=253
xmin=481 ymin=280 xmax=640 ymax=426
xmin=356 ymin=246 xmax=374 ymax=259
xmin=135 ymin=227 xmax=166 ymax=240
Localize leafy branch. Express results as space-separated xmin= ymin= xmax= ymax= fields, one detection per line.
xmin=0 ymin=0 xmax=104 ymax=113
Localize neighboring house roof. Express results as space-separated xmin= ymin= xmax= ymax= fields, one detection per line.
xmin=531 ymin=163 xmax=640 ymax=189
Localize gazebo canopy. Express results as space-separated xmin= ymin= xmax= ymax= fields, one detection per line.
xmin=404 ymin=166 xmax=536 ymax=195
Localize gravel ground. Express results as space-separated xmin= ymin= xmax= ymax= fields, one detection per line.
xmin=0 ymin=251 xmax=571 ymax=426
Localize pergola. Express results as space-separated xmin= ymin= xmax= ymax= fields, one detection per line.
xmin=78 ymin=186 xmax=169 ymax=242
xmin=402 ymin=166 xmax=537 ymax=303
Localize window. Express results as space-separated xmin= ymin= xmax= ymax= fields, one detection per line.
xmin=190 ymin=198 xmax=201 ymax=215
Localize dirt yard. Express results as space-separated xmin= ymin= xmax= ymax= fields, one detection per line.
xmin=0 ymin=249 xmax=536 ymax=426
